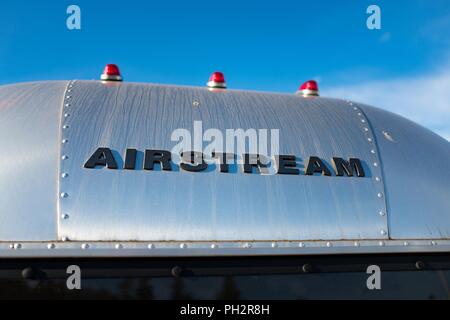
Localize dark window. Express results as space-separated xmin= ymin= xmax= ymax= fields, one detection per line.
xmin=1 ymin=254 xmax=450 ymax=300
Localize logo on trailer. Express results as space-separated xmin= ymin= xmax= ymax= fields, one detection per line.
xmin=84 ymin=147 xmax=366 ymax=177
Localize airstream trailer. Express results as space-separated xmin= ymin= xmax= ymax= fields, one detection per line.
xmin=1 ymin=65 xmax=450 ymax=300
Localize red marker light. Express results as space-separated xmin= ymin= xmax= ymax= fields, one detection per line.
xmin=210 ymin=72 xmax=225 ymax=83
xmin=297 ymin=80 xmax=319 ymax=97
xmin=207 ymin=71 xmax=226 ymax=89
xmin=100 ymin=64 xmax=123 ymax=82
xmin=300 ymin=80 xmax=318 ymax=91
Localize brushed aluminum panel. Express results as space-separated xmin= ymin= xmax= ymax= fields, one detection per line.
xmin=58 ymin=81 xmax=387 ymax=241
xmin=0 ymin=81 xmax=68 ymax=241
xmin=359 ymin=104 xmax=450 ymax=239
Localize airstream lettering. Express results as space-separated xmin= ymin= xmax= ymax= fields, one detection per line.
xmin=84 ymin=147 xmax=118 ymax=169
xmin=84 ymin=147 xmax=365 ymax=177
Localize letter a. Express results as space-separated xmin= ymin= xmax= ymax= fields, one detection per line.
xmin=366 ymin=265 xmax=381 ymax=290
xmin=66 ymin=265 xmax=81 ymax=290
xmin=366 ymin=5 xmax=381 ymax=30
xmin=66 ymin=5 xmax=81 ymax=30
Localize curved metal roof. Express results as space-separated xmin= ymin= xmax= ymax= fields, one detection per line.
xmin=0 ymin=80 xmax=449 ymax=257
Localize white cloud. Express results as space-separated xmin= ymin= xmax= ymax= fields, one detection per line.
xmin=323 ymin=69 xmax=450 ymax=141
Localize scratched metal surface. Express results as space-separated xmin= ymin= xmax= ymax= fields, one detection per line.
xmin=2 ymin=81 xmax=448 ymax=244
xmin=58 ymin=81 xmax=388 ymax=241
xmin=0 ymin=81 xmax=68 ymax=241
xmin=359 ymin=105 xmax=450 ymax=239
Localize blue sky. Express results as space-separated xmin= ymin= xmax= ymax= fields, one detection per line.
xmin=1 ymin=0 xmax=449 ymax=139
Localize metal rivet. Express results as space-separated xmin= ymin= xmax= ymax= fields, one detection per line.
xmin=415 ymin=261 xmax=425 ymax=270
xmin=380 ymin=229 xmax=387 ymax=236
xmin=192 ymin=101 xmax=200 ymax=107
xmin=115 ymin=244 xmax=123 ymax=249
xmin=171 ymin=266 xmax=183 ymax=278
xmin=354 ymin=242 xmax=360 ymax=247
xmin=61 ymin=236 xmax=69 ymax=242
xmin=371 ymin=149 xmax=376 ymax=154
xmin=148 ymin=244 xmax=155 ymax=249
xmin=48 ymin=243 xmax=55 ymax=249
xmin=379 ymin=210 xmax=386 ymax=217
xmin=302 ymin=263 xmax=312 ymax=273
xmin=326 ymin=242 xmax=332 ymax=247
xmin=81 ymin=243 xmax=89 ymax=250
xmin=61 ymin=173 xmax=69 ymax=178
xmin=22 ymin=267 xmax=37 ymax=280
xmin=379 ymin=241 xmax=384 ymax=246
xmin=65 ymin=103 xmax=71 ymax=107
xmin=12 ymin=243 xmax=21 ymax=250
xmin=299 ymin=242 xmax=305 ymax=248
xmin=180 ymin=243 xmax=187 ymax=249
xmin=375 ymin=177 xmax=381 ymax=182
xmin=382 ymin=130 xmax=395 ymax=142
xmin=9 ymin=244 xmax=14 ymax=249
xmin=404 ymin=241 xmax=409 ymax=246
xmin=60 ymin=192 xmax=68 ymax=198
xmin=211 ymin=244 xmax=218 ymax=249
xmin=361 ymin=119 xmax=366 ymax=123
xmin=61 ymin=213 xmax=69 ymax=220
xmin=377 ymin=193 xmax=383 ymax=198
xmin=63 ymin=125 xmax=70 ymax=129
xmin=66 ymin=96 xmax=71 ymax=99
xmin=62 ymin=139 xmax=68 ymax=144
xmin=373 ymin=162 xmax=378 ymax=167
xmin=64 ymin=113 xmax=70 ymax=118
xmin=61 ymin=155 xmax=69 ymax=160
xmin=431 ymin=241 xmax=437 ymax=246
xmin=243 ymin=243 xmax=252 ymax=249
xmin=271 ymin=242 xmax=278 ymax=248
xmin=364 ymin=128 xmax=369 ymax=132
xmin=367 ymin=137 xmax=373 ymax=142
